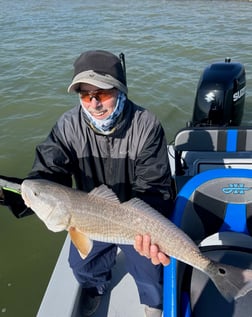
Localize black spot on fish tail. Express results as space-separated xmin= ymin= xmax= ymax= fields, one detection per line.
xmin=218 ymin=267 xmax=226 ymax=275
xmin=209 ymin=262 xmax=252 ymax=302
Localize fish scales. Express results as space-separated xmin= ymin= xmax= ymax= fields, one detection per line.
xmin=64 ymin=186 xmax=208 ymax=271
xmin=21 ymin=179 xmax=252 ymax=302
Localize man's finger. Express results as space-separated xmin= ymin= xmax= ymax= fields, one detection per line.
xmin=149 ymin=244 xmax=161 ymax=265
xmin=158 ymin=252 xmax=170 ymax=266
xmin=134 ymin=234 xmax=144 ymax=254
xmin=142 ymin=234 xmax=151 ymax=258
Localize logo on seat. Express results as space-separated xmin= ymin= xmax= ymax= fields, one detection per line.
xmin=222 ymin=183 xmax=251 ymax=194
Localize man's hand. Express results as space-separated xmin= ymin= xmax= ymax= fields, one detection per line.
xmin=0 ymin=175 xmax=33 ymax=218
xmin=134 ymin=234 xmax=170 ymax=266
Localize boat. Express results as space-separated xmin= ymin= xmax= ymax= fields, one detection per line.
xmin=36 ymin=58 xmax=252 ymax=317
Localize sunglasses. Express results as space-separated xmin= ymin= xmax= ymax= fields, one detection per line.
xmin=79 ymin=88 xmax=117 ymax=103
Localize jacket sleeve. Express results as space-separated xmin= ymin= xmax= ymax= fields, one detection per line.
xmin=133 ymin=122 xmax=174 ymax=217
xmin=28 ymin=122 xmax=73 ymax=187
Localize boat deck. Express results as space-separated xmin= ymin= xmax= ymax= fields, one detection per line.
xmin=37 ymin=235 xmax=146 ymax=317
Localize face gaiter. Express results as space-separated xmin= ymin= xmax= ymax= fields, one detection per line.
xmin=80 ymin=91 xmax=126 ymax=135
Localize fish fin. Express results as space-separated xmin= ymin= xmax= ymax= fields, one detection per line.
xmin=123 ymin=197 xmax=164 ymax=218
xmin=210 ymin=262 xmax=252 ymax=302
xmin=89 ymin=185 xmax=121 ymax=203
xmin=69 ymin=227 xmax=93 ymax=259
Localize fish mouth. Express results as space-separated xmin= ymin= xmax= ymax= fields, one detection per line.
xmin=20 ymin=183 xmax=31 ymax=208
xmin=21 ymin=191 xmax=31 ymax=208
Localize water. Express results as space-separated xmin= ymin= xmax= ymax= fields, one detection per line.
xmin=0 ymin=0 xmax=251 ymax=315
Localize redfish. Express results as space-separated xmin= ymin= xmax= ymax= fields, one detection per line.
xmin=21 ymin=179 xmax=252 ymax=303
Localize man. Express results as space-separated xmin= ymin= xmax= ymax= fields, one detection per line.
xmin=1 ymin=50 xmax=173 ymax=317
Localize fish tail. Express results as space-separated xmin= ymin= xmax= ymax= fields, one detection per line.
xmin=209 ymin=262 xmax=252 ymax=302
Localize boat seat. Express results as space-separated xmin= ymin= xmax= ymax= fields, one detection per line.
xmin=173 ymin=127 xmax=252 ymax=192
xmin=164 ymin=168 xmax=252 ymax=317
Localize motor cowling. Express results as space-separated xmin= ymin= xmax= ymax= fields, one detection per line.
xmin=191 ymin=58 xmax=246 ymax=127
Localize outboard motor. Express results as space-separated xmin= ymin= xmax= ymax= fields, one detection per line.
xmin=191 ymin=58 xmax=246 ymax=127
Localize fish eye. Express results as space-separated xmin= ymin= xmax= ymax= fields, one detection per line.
xmin=218 ymin=267 xmax=226 ymax=275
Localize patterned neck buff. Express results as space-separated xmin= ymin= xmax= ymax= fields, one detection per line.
xmin=80 ymin=92 xmax=126 ymax=135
